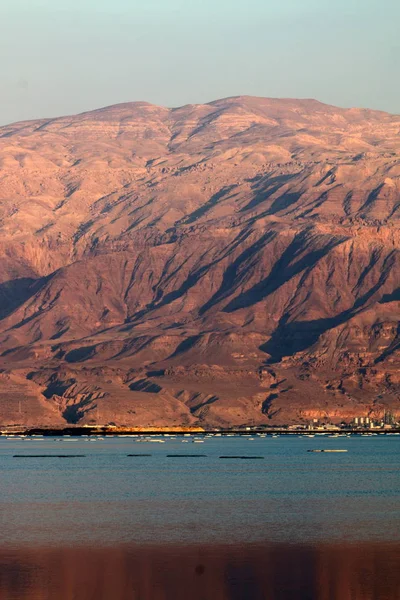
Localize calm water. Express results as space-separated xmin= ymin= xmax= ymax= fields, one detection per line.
xmin=1 ymin=542 xmax=399 ymax=600
xmin=0 ymin=434 xmax=399 ymax=598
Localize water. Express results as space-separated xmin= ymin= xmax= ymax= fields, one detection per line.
xmin=1 ymin=434 xmax=399 ymax=546
xmin=0 ymin=434 xmax=399 ymax=598
xmin=1 ymin=542 xmax=399 ymax=600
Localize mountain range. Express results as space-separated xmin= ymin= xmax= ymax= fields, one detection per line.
xmin=0 ymin=96 xmax=399 ymax=427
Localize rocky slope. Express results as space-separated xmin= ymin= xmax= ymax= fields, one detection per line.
xmin=0 ymin=96 xmax=399 ymax=426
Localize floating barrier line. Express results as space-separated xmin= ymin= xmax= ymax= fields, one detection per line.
xmin=13 ymin=454 xmax=86 ymax=458
xmin=167 ymin=454 xmax=207 ymax=458
xmin=219 ymin=456 xmax=264 ymax=459
xmin=307 ymin=449 xmax=348 ymax=453
xmin=127 ymin=454 xmax=152 ymax=457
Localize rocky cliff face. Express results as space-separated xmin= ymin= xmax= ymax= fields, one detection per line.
xmin=0 ymin=96 xmax=399 ymax=426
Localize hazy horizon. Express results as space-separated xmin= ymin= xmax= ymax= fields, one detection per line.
xmin=1 ymin=0 xmax=399 ymax=125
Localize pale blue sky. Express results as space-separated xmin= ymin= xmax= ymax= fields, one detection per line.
xmin=1 ymin=0 xmax=399 ymax=124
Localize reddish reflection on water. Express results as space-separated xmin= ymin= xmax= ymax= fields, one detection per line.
xmin=0 ymin=542 xmax=399 ymax=600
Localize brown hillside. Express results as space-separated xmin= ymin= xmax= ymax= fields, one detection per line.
xmin=0 ymin=96 xmax=399 ymax=426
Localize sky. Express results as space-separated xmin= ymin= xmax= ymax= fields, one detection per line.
xmin=1 ymin=0 xmax=399 ymax=124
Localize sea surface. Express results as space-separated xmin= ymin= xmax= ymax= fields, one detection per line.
xmin=0 ymin=434 xmax=399 ymax=599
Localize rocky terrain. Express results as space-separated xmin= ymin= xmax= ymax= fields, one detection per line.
xmin=0 ymin=96 xmax=399 ymax=427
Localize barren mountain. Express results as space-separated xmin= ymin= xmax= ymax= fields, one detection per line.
xmin=0 ymin=96 xmax=399 ymax=427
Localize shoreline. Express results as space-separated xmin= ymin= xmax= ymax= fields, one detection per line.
xmin=1 ymin=426 xmax=399 ymax=437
